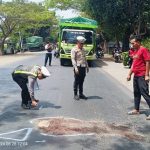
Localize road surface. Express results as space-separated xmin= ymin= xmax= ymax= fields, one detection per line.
xmin=0 ymin=52 xmax=149 ymax=150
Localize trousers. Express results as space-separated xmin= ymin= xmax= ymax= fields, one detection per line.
xmin=133 ymin=76 xmax=150 ymax=110
xmin=74 ymin=67 xmax=86 ymax=95
xmin=44 ymin=53 xmax=52 ymax=66
xmin=12 ymin=74 xmax=31 ymax=105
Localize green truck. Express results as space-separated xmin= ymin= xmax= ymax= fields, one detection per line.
xmin=26 ymin=36 xmax=44 ymax=51
xmin=58 ymin=17 xmax=98 ymax=66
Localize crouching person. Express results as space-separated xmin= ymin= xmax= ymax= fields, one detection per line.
xmin=12 ymin=65 xmax=50 ymax=109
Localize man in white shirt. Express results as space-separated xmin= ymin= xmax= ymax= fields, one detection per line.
xmin=44 ymin=41 xmax=53 ymax=66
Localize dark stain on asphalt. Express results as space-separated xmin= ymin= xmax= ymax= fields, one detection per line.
xmin=32 ymin=117 xmax=145 ymax=142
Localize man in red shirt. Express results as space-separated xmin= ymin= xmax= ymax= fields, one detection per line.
xmin=127 ymin=35 xmax=150 ymax=120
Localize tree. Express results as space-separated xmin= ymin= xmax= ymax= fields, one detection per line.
xmin=0 ymin=1 xmax=57 ymax=55
xmin=83 ymin=0 xmax=150 ymax=51
xmin=43 ymin=0 xmax=150 ymax=51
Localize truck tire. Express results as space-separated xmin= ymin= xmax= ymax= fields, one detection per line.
xmin=60 ymin=59 xmax=65 ymax=66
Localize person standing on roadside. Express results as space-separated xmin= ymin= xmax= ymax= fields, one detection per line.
xmin=71 ymin=36 xmax=89 ymax=100
xmin=127 ymin=35 xmax=150 ymax=120
xmin=44 ymin=41 xmax=53 ymax=66
xmin=12 ymin=65 xmax=50 ymax=109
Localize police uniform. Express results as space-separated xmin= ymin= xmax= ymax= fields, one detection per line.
xmin=12 ymin=65 xmax=50 ymax=108
xmin=71 ymin=36 xmax=89 ymax=100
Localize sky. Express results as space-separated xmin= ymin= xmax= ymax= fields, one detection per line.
xmin=3 ymin=0 xmax=79 ymax=19
xmin=55 ymin=9 xmax=79 ymax=19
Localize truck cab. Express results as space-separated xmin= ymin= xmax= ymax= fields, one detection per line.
xmin=58 ymin=17 xmax=98 ymax=66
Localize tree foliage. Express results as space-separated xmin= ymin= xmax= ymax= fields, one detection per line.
xmin=0 ymin=1 xmax=57 ymax=54
xmin=83 ymin=0 xmax=150 ymax=50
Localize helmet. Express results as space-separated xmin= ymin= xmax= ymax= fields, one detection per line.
xmin=76 ymin=36 xmax=86 ymax=43
xmin=41 ymin=66 xmax=51 ymax=77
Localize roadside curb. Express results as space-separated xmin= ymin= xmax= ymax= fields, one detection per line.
xmin=0 ymin=52 xmax=38 ymax=67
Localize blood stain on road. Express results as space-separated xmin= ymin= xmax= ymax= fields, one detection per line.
xmin=32 ymin=117 xmax=145 ymax=141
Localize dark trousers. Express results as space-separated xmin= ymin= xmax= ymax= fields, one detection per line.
xmin=74 ymin=67 xmax=86 ymax=95
xmin=44 ymin=53 xmax=52 ymax=66
xmin=12 ymin=74 xmax=31 ymax=105
xmin=133 ymin=76 xmax=150 ymax=110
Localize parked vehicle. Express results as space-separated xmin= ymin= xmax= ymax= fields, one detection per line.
xmin=54 ymin=50 xmax=59 ymax=58
xmin=26 ymin=36 xmax=44 ymax=51
xmin=113 ymin=48 xmax=122 ymax=63
xmin=3 ymin=42 xmax=18 ymax=54
xmin=96 ymin=46 xmax=104 ymax=59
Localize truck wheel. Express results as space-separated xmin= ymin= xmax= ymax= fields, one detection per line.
xmin=60 ymin=59 xmax=65 ymax=66
xmin=88 ymin=61 xmax=92 ymax=67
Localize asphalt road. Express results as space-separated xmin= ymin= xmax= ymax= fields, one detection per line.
xmin=0 ymin=52 xmax=150 ymax=150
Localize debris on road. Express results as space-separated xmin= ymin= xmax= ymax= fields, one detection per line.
xmin=32 ymin=117 xmax=144 ymax=141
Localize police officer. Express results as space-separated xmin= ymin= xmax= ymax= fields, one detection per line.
xmin=12 ymin=65 xmax=50 ymax=109
xmin=71 ymin=36 xmax=89 ymax=100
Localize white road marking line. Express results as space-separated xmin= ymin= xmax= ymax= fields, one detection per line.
xmin=30 ymin=116 xmax=86 ymax=123
xmin=0 ymin=128 xmax=32 ymax=141
xmin=41 ymin=133 xmax=94 ymax=137
xmin=35 ymin=140 xmax=46 ymax=143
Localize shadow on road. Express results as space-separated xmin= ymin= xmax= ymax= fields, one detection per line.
xmin=87 ymin=96 xmax=103 ymax=100
xmin=39 ymin=101 xmax=61 ymax=109
xmin=91 ymin=59 xmax=110 ymax=68
xmin=0 ymin=101 xmax=61 ymax=123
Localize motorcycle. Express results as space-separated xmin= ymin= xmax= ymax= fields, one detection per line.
xmin=96 ymin=47 xmax=104 ymax=59
xmin=54 ymin=50 xmax=59 ymax=58
xmin=114 ymin=49 xmax=122 ymax=63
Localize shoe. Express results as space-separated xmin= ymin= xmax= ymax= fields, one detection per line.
xmin=74 ymin=95 xmax=80 ymax=100
xmin=146 ymin=115 xmax=150 ymax=120
xmin=21 ymin=104 xmax=31 ymax=109
xmin=128 ymin=110 xmax=140 ymax=115
xmin=79 ymin=94 xmax=88 ymax=100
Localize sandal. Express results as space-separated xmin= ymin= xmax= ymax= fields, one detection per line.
xmin=128 ymin=110 xmax=140 ymax=115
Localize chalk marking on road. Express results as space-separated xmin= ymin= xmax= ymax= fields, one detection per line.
xmin=35 ymin=140 xmax=46 ymax=143
xmin=30 ymin=116 xmax=86 ymax=124
xmin=41 ymin=133 xmax=94 ymax=137
xmin=30 ymin=116 xmax=95 ymax=137
xmin=0 ymin=128 xmax=32 ymax=141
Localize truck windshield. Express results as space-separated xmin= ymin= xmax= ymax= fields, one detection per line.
xmin=62 ymin=31 xmax=93 ymax=44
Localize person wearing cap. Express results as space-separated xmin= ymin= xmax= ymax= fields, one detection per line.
xmin=12 ymin=65 xmax=50 ymax=109
xmin=71 ymin=36 xmax=89 ymax=100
